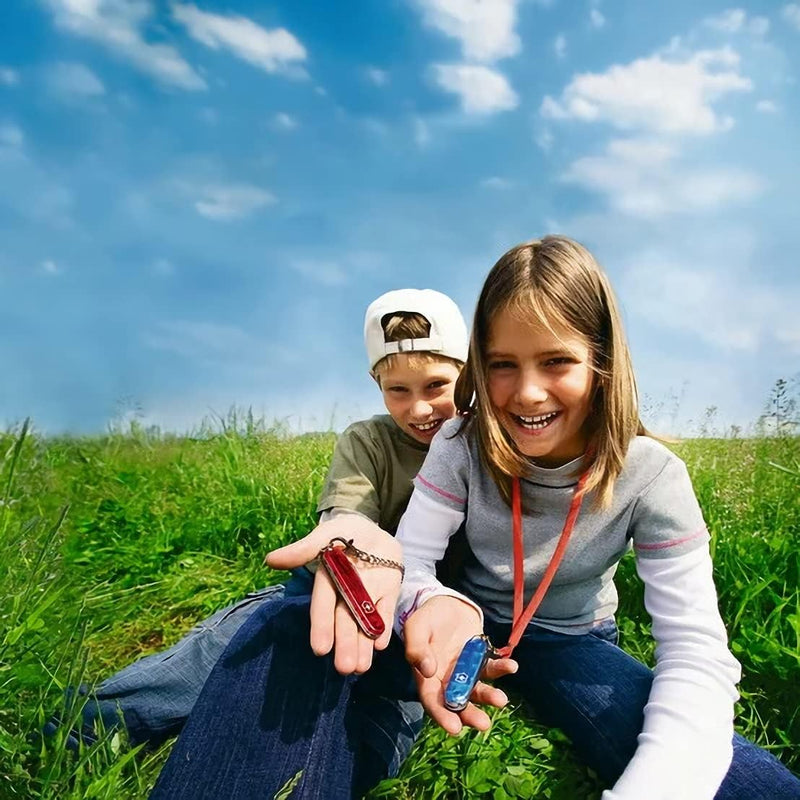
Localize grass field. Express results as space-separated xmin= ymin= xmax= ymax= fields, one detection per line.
xmin=1 ymin=416 xmax=798 ymax=799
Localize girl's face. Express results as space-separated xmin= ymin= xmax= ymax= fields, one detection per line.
xmin=486 ymin=308 xmax=594 ymax=467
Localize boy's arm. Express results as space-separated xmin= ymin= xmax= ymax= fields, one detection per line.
xmin=265 ymin=423 xmax=404 ymax=675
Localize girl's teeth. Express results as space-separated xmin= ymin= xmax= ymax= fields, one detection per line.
xmin=516 ymin=411 xmax=557 ymax=429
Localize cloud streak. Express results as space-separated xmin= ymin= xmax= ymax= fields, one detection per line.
xmin=541 ymin=47 xmax=751 ymax=134
xmin=413 ymin=0 xmax=521 ymax=62
xmin=194 ymin=184 xmax=276 ymax=221
xmin=172 ymin=3 xmax=307 ymax=77
xmin=46 ymin=62 xmax=105 ymax=97
xmin=431 ymin=63 xmax=518 ymax=114
xmin=561 ymin=138 xmax=764 ymax=218
xmin=43 ymin=0 xmax=206 ymax=90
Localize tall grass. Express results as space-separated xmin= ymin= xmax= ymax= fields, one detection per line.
xmin=1 ymin=416 xmax=797 ymax=799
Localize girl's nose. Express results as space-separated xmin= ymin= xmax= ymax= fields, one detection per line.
xmin=516 ymin=371 xmax=548 ymax=405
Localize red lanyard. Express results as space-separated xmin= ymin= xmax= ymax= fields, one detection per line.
xmin=495 ymin=470 xmax=590 ymax=658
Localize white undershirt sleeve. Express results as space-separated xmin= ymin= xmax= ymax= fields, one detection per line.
xmin=602 ymin=546 xmax=741 ymax=800
xmin=394 ymin=489 xmax=482 ymax=635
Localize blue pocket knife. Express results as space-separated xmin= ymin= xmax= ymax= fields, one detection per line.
xmin=444 ymin=634 xmax=496 ymax=712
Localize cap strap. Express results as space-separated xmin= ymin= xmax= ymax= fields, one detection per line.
xmin=381 ymin=336 xmax=443 ymax=355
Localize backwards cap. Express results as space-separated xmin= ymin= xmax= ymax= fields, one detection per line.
xmin=364 ymin=288 xmax=469 ymax=371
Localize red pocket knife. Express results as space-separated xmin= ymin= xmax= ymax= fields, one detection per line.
xmin=319 ymin=542 xmax=385 ymax=639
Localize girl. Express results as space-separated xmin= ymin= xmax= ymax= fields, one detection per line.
xmin=396 ymin=236 xmax=800 ymax=799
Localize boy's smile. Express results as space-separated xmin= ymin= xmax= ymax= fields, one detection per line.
xmin=486 ymin=312 xmax=594 ymax=466
xmin=377 ymin=356 xmax=460 ymax=445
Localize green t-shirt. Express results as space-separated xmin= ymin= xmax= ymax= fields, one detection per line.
xmin=316 ymin=415 xmax=429 ymax=535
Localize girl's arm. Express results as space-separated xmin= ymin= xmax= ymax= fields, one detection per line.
xmin=604 ymin=544 xmax=740 ymax=800
xmin=395 ymin=489 xmax=483 ymax=631
xmin=396 ymin=490 xmax=518 ymax=734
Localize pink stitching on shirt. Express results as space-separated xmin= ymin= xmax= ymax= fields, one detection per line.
xmin=415 ymin=474 xmax=466 ymax=505
xmin=634 ymin=527 xmax=707 ymax=551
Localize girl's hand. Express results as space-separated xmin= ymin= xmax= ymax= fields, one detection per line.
xmin=403 ymin=595 xmax=518 ymax=735
xmin=266 ymin=516 xmax=402 ymax=676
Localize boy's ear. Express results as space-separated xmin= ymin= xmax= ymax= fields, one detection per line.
xmin=369 ymin=369 xmax=380 ymax=386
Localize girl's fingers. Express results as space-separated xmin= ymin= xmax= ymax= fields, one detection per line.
xmin=484 ymin=657 xmax=518 ymax=680
xmin=458 ymin=701 xmax=493 ymax=732
xmin=309 ymin=569 xmax=338 ymax=656
xmin=470 ymin=681 xmax=509 ymax=709
xmin=416 ymin=673 xmax=463 ymax=736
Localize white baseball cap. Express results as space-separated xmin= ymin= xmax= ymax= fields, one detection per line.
xmin=364 ymin=289 xmax=469 ymax=371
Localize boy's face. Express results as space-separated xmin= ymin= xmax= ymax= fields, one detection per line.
xmin=376 ymin=355 xmax=461 ymax=445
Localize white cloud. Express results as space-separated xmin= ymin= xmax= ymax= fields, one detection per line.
xmin=291 ymin=259 xmax=348 ymax=286
xmin=553 ymin=34 xmax=567 ymax=60
xmin=621 ymin=254 xmax=800 ymax=353
xmin=0 ymin=67 xmax=19 ymax=85
xmin=413 ymin=0 xmax=521 ymax=62
xmin=272 ymin=112 xmax=297 ymax=130
xmin=41 ymin=259 xmax=60 ymax=275
xmin=194 ymin=184 xmax=276 ymax=220
xmin=541 ymin=47 xmax=751 ymax=134
xmin=46 ymin=61 xmax=105 ymax=97
xmin=704 ymin=9 xmax=769 ymax=36
xmin=43 ymin=0 xmax=205 ymax=90
xmin=480 ymin=176 xmax=513 ymax=189
xmin=365 ymin=66 xmax=389 ymax=86
xmin=783 ymin=4 xmax=800 ymax=30
xmin=756 ymin=99 xmax=778 ymax=113
xmin=0 ymin=123 xmax=24 ymax=148
xmin=561 ymin=137 xmax=764 ymax=218
xmin=431 ymin=63 xmax=518 ymax=114
xmin=172 ymin=3 xmax=307 ymax=77
xmin=590 ymin=9 xmax=606 ymax=29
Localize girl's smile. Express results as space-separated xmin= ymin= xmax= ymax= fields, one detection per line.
xmin=486 ymin=311 xmax=594 ymax=466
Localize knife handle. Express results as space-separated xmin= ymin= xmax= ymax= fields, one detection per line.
xmin=444 ymin=635 xmax=492 ymax=711
xmin=320 ymin=544 xmax=385 ymax=639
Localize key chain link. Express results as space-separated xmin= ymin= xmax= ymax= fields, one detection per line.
xmin=321 ymin=536 xmax=405 ymax=579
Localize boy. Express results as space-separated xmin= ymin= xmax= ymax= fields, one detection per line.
xmin=55 ymin=288 xmax=468 ymax=769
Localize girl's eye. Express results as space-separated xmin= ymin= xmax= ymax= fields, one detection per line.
xmin=544 ymin=357 xmax=573 ymax=367
xmin=489 ymin=360 xmax=515 ymax=370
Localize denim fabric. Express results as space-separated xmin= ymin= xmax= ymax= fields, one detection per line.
xmin=483 ymin=617 xmax=800 ymax=800
xmin=149 ymin=596 xmax=423 ymax=800
xmin=78 ymin=583 xmax=292 ymax=746
xmin=152 ymin=608 xmax=800 ymax=800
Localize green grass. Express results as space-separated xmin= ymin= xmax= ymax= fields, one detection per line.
xmin=1 ymin=418 xmax=798 ymax=799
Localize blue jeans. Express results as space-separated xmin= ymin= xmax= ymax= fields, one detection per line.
xmin=152 ymin=605 xmax=800 ymax=800
xmin=149 ymin=596 xmax=423 ymax=800
xmin=53 ymin=573 xmax=312 ymax=748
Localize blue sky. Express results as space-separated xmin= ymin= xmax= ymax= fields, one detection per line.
xmin=1 ymin=0 xmax=798 ymax=435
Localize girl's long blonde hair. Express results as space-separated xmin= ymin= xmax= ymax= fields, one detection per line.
xmin=454 ymin=235 xmax=646 ymax=508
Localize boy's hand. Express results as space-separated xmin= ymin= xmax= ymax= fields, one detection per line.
xmin=266 ymin=516 xmax=402 ymax=675
xmin=404 ymin=595 xmax=518 ymax=735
